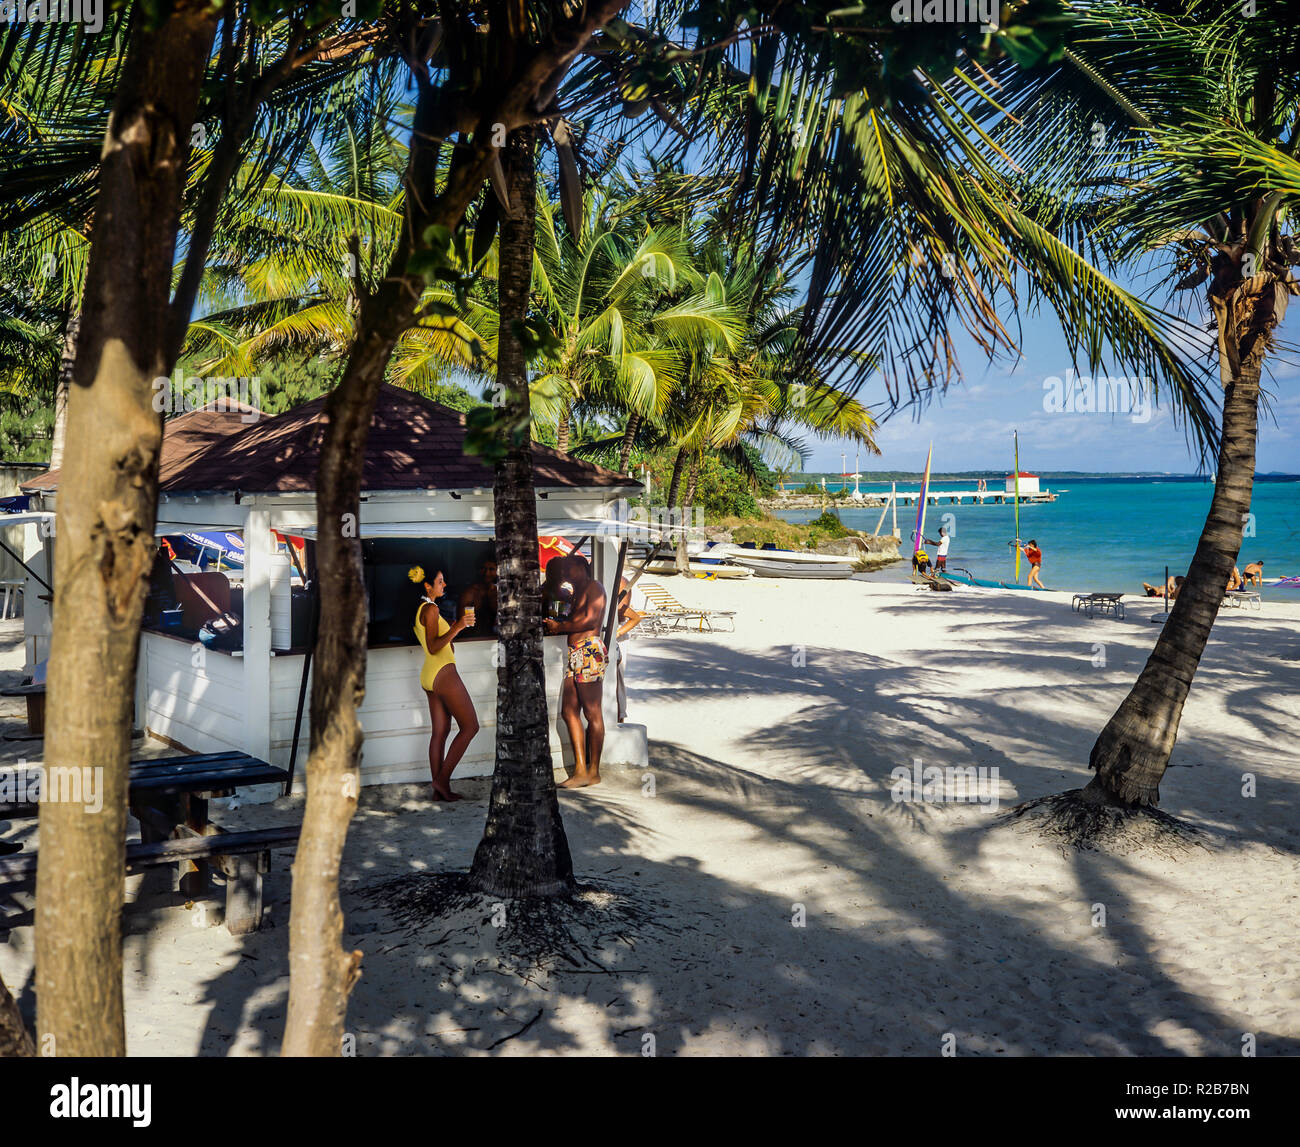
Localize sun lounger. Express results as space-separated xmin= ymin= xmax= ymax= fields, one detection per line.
xmin=637 ymin=581 xmax=736 ymax=633
xmin=1073 ymin=593 xmax=1125 ymax=619
xmin=1222 ymin=590 xmax=1261 ymax=611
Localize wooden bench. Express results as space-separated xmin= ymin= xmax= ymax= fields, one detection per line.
xmin=0 ymin=825 xmax=300 ymax=936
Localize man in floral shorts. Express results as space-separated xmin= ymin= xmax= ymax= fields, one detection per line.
xmin=543 ymin=555 xmax=608 ymax=789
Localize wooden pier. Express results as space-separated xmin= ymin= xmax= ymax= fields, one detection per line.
xmin=851 ymin=488 xmax=1059 ymax=507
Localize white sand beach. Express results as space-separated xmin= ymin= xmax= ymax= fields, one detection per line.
xmin=2 ymin=580 xmax=1298 ymax=1056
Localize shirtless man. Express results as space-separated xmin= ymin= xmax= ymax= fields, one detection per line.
xmin=1242 ymin=560 xmax=1264 ymax=588
xmin=459 ymin=556 xmax=498 ymax=635
xmin=543 ymin=555 xmax=608 ymax=789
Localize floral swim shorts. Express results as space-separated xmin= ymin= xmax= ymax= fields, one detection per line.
xmin=566 ymin=635 xmax=608 ymax=683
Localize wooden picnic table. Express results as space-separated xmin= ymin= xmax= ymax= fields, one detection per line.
xmin=124 ymin=752 xmax=290 ymax=896
xmin=1 ymin=751 xmax=296 ymax=933
xmin=1 ymin=751 xmax=285 ymax=817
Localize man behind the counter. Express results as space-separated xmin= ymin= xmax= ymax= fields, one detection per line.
xmin=458 ymin=555 xmax=499 ymax=635
xmin=542 ymin=554 xmax=608 ymax=790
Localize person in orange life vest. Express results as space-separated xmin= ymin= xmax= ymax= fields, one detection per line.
xmin=1017 ymin=538 xmax=1045 ymax=590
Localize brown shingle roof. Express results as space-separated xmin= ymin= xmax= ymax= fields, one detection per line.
xmin=26 ymin=385 xmax=635 ymax=495
xmin=23 ymin=403 xmax=259 ymax=493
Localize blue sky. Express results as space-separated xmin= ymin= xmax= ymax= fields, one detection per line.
xmin=810 ymin=296 xmax=1300 ymax=476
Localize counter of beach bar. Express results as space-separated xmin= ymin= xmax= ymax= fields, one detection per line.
xmin=133 ymin=616 xmax=644 ymax=799
xmin=19 ymin=385 xmax=651 ymax=800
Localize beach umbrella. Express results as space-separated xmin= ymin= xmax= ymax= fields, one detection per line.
xmin=162 ymin=531 xmax=245 ymax=570
xmin=182 ymin=530 xmax=243 ymax=556
xmin=181 ymin=531 xmax=244 ymax=570
xmin=538 ymin=534 xmax=575 ymax=570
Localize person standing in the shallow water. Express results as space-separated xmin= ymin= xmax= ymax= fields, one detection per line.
xmin=543 ymin=555 xmax=608 ymax=789
xmin=1018 ymin=538 xmax=1046 ymax=589
xmin=408 ymin=565 xmax=479 ymax=801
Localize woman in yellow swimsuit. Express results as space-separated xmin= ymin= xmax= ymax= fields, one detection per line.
xmin=408 ymin=566 xmax=479 ymax=801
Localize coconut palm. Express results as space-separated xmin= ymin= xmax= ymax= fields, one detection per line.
xmin=611 ymin=226 xmax=878 ymax=510
xmin=0 ymin=37 xmax=107 ymax=465
xmin=569 ymin=4 xmax=1215 ymax=437
xmin=0 ymin=1 xmax=394 ymax=1058
xmin=578 ymin=5 xmax=1262 ymax=836
xmin=464 ymin=124 xmax=580 ymax=897
xmin=183 ymin=85 xmax=504 ymax=393
xmin=998 ymin=2 xmax=1300 ymax=822
xmin=527 ymin=189 xmax=742 ymax=454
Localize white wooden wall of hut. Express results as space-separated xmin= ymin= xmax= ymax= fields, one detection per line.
xmin=137 ymin=630 xmax=246 ymax=753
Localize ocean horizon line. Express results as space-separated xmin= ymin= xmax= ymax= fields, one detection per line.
xmin=782 ymin=471 xmax=1299 ymax=484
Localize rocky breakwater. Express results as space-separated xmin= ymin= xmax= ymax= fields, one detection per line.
xmin=760 ymin=493 xmax=839 ymax=510
xmin=815 ymin=532 xmax=902 ymax=570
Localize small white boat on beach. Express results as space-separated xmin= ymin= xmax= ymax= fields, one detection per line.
xmin=721 ymin=546 xmax=857 ymax=579
xmin=644 ymin=560 xmax=753 ymax=579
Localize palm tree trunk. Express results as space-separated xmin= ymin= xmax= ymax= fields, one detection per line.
xmin=556 ymin=407 xmax=572 ymax=454
xmin=282 ymin=85 xmax=479 ymax=1056
xmin=48 ymin=309 xmax=79 ymax=470
xmin=617 ymin=412 xmax=641 ymax=473
xmin=281 ymin=2 xmax=634 ymax=1047
xmin=0 ymin=974 xmax=34 ymax=1057
xmin=468 ymin=126 xmax=574 ymax=898
xmin=684 ymin=449 xmax=701 ymax=511
xmin=665 ymin=447 xmax=687 ymax=510
xmin=34 ymin=1 xmax=220 ymax=1058
xmin=1085 ymin=279 xmax=1282 ymax=808
xmin=281 ymin=325 xmax=392 ymax=1055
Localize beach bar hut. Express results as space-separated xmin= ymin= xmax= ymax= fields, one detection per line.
xmin=21 ymin=385 xmax=650 ymax=792
xmin=1005 ymin=472 xmax=1040 ymax=495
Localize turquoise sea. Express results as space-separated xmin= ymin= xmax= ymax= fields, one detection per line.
xmin=774 ymin=476 xmax=1300 ymax=593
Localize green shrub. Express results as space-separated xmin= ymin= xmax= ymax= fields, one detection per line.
xmin=719 ymin=516 xmax=815 ymax=549
xmin=806 ymin=511 xmax=852 ymax=538
xmin=634 ymin=448 xmax=761 ymax=518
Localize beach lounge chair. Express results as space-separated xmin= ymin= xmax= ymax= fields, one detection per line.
xmin=1222 ymin=589 xmax=1262 ymax=611
xmin=1073 ymin=593 xmax=1125 ymax=619
xmin=637 ymin=581 xmax=736 ymax=633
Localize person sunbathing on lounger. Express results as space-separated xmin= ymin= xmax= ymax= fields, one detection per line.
xmin=1142 ymin=574 xmax=1183 ymax=599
